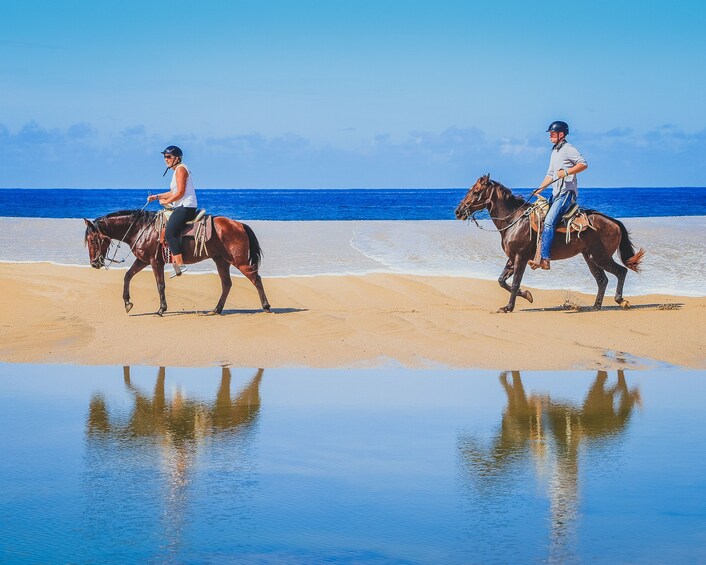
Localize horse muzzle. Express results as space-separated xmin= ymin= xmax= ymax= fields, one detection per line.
xmin=455 ymin=205 xmax=470 ymax=220
xmin=90 ymin=257 xmax=105 ymax=269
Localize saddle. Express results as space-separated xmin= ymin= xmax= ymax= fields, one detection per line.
xmin=528 ymin=197 xmax=595 ymax=239
xmin=155 ymin=208 xmax=214 ymax=261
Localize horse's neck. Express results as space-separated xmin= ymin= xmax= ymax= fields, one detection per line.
xmin=489 ymin=195 xmax=523 ymax=231
xmin=105 ymin=216 xmax=140 ymax=243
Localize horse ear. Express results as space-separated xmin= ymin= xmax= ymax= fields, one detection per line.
xmin=84 ymin=218 xmax=98 ymax=231
xmin=483 ymin=173 xmax=490 ymax=182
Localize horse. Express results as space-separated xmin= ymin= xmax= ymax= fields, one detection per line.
xmin=84 ymin=209 xmax=271 ymax=316
xmin=455 ymin=174 xmax=645 ymax=313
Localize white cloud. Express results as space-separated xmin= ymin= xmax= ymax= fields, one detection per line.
xmin=1 ymin=121 xmax=703 ymax=188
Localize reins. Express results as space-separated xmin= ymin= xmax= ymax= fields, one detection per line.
xmin=466 ymin=177 xmax=565 ymax=233
xmin=102 ymin=201 xmax=155 ymax=268
xmin=469 ymin=206 xmax=532 ymax=233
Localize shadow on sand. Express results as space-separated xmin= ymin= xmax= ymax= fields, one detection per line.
xmin=520 ymin=302 xmax=683 ymax=313
xmin=129 ymin=307 xmax=307 ymax=317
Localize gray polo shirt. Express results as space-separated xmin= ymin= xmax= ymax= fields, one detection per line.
xmin=547 ymin=140 xmax=587 ymax=197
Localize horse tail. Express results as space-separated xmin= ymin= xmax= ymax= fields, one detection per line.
xmin=615 ymin=218 xmax=645 ymax=272
xmin=587 ymin=210 xmax=645 ymax=272
xmin=242 ymin=223 xmax=263 ymax=270
xmin=610 ymin=215 xmax=645 ymax=272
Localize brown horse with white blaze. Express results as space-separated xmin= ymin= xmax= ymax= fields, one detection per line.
xmin=84 ymin=209 xmax=271 ymax=316
xmin=455 ymin=175 xmax=645 ymax=313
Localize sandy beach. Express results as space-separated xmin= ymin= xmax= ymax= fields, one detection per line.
xmin=1 ymin=262 xmax=703 ymax=370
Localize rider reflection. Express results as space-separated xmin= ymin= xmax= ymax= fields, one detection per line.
xmin=458 ymin=370 xmax=641 ymax=563
xmin=84 ymin=366 xmax=263 ymax=558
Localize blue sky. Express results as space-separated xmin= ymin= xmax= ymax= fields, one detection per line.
xmin=1 ymin=0 xmax=705 ymax=188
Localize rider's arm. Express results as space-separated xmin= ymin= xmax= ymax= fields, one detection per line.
xmin=565 ymin=162 xmax=588 ymax=176
xmin=532 ymin=175 xmax=554 ymax=197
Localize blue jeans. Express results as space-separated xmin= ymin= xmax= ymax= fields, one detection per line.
xmin=540 ymin=191 xmax=576 ymax=260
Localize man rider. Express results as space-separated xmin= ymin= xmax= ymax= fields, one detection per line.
xmin=528 ymin=121 xmax=588 ymax=270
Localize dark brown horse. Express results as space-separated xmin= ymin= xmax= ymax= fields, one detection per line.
xmin=455 ymin=175 xmax=645 ymax=312
xmin=84 ymin=209 xmax=271 ymax=316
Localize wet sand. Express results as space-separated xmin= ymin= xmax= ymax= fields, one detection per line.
xmin=0 ymin=263 xmax=703 ymax=369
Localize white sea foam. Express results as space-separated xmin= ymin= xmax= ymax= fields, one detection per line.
xmin=1 ymin=216 xmax=704 ymax=297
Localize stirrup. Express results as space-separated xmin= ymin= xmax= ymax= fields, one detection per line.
xmin=170 ymin=265 xmax=187 ymax=278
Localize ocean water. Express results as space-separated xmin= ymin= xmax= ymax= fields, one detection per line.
xmin=1 ymin=216 xmax=705 ymax=297
xmin=2 ymin=364 xmax=705 ymax=564
xmin=2 ymin=186 xmax=706 ymax=220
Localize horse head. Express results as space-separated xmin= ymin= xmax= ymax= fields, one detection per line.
xmin=455 ymin=174 xmax=495 ymax=220
xmin=83 ymin=218 xmax=111 ymax=269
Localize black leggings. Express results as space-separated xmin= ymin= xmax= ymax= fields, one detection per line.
xmin=165 ymin=206 xmax=197 ymax=255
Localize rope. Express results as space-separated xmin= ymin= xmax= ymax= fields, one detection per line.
xmin=467 ymin=175 xmax=566 ymax=234
xmin=103 ymin=200 xmax=153 ymax=268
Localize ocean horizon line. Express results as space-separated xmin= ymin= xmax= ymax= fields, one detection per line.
xmin=2 ymin=185 xmax=705 ymax=191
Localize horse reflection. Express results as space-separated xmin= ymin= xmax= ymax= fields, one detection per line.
xmin=88 ymin=366 xmax=262 ymax=442
xmin=85 ymin=367 xmax=263 ymax=558
xmin=458 ymin=370 xmax=640 ymax=563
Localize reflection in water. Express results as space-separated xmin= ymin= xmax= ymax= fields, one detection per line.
xmin=459 ymin=370 xmax=641 ymax=564
xmin=84 ymin=367 xmax=262 ymax=560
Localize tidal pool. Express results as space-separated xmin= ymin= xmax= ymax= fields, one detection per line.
xmin=1 ymin=364 xmax=705 ymax=564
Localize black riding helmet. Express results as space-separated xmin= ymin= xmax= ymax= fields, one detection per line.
xmin=546 ymin=121 xmax=569 ymax=135
xmin=161 ymin=145 xmax=183 ymax=176
xmin=161 ymin=145 xmax=183 ymax=157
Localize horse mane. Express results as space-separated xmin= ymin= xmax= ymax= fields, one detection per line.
xmin=86 ymin=209 xmax=155 ymax=241
xmin=102 ymin=209 xmax=155 ymax=221
xmin=488 ymin=179 xmax=527 ymax=208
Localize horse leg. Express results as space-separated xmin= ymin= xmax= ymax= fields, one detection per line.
xmin=211 ymin=257 xmax=232 ymax=315
xmin=152 ymin=261 xmax=168 ymax=316
xmin=498 ymin=257 xmax=529 ymax=313
xmin=602 ymin=258 xmax=630 ymax=308
xmin=581 ymin=252 xmax=608 ymax=310
xmin=123 ymin=259 xmax=148 ymax=313
xmin=235 ymin=262 xmax=271 ymax=312
xmin=498 ymin=258 xmax=533 ymax=303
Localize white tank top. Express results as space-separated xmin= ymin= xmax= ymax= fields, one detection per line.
xmin=169 ymin=163 xmax=198 ymax=207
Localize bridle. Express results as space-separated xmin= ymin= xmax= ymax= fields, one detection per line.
xmin=87 ymin=229 xmax=111 ymax=268
xmin=460 ymin=177 xmax=565 ymax=233
xmin=89 ymin=203 xmax=156 ymax=268
xmin=461 ymin=181 xmax=531 ymax=233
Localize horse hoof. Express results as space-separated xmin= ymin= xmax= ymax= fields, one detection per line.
xmin=524 ymin=291 xmax=534 ymax=304
xmin=497 ymin=307 xmax=511 ymax=313
xmin=157 ymin=310 xmax=164 ymax=317
xmin=620 ymin=300 xmax=631 ymax=309
xmin=125 ymin=302 xmax=133 ymax=313
xmin=207 ymin=309 xmax=220 ymax=316
xmin=264 ymin=307 xmax=272 ymax=313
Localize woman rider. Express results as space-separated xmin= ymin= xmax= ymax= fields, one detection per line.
xmin=148 ymin=145 xmax=198 ymax=277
